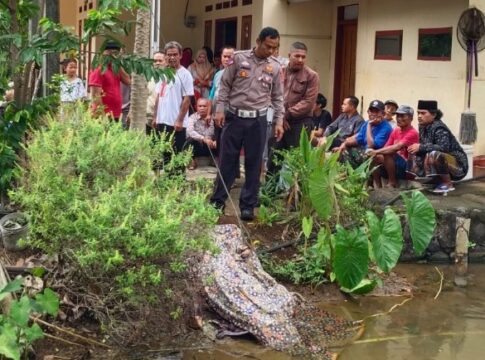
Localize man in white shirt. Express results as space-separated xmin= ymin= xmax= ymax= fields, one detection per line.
xmin=153 ymin=41 xmax=194 ymax=154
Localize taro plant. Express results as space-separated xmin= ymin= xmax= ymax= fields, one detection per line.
xmin=262 ymin=130 xmax=436 ymax=294
xmin=331 ymin=191 xmax=436 ymax=293
xmin=276 ymin=130 xmax=371 ymax=225
xmin=0 ymin=278 xmax=60 ymax=360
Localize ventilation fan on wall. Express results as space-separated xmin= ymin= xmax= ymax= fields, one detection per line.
xmin=457 ymin=7 xmax=485 ymax=144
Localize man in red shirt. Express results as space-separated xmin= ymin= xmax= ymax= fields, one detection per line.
xmin=367 ymin=105 xmax=419 ymax=188
xmin=89 ymin=40 xmax=131 ymax=121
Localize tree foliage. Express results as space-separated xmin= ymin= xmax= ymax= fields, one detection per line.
xmin=0 ymin=0 xmax=169 ymax=200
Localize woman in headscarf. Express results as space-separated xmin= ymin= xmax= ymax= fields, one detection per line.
xmin=181 ymin=47 xmax=193 ymax=68
xmin=407 ymin=100 xmax=468 ymax=193
xmin=188 ymin=48 xmax=214 ymax=100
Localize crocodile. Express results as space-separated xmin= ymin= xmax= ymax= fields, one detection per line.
xmin=197 ymin=224 xmax=363 ymax=359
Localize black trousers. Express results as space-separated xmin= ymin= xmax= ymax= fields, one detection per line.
xmin=184 ymin=138 xmax=213 ymax=157
xmin=154 ymin=123 xmax=186 ymax=153
xmin=267 ymin=118 xmax=313 ymax=176
xmin=154 ymin=123 xmax=186 ymax=172
xmin=210 ymin=113 xmax=268 ymax=210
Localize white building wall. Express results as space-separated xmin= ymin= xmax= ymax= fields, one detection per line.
xmin=468 ymin=0 xmax=485 ymax=156
xmin=352 ymin=0 xmax=484 ymax=153
xmin=160 ymin=0 xmax=262 ymax=53
xmin=262 ymin=0 xmax=333 ymax=98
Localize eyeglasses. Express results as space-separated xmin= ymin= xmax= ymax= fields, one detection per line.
xmin=368 ymin=113 xmax=383 ymax=118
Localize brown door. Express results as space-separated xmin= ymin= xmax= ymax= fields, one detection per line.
xmin=215 ymin=17 xmax=237 ymax=53
xmin=240 ymin=15 xmax=252 ymax=50
xmin=333 ymin=5 xmax=358 ymax=119
xmin=204 ymin=20 xmax=212 ymax=48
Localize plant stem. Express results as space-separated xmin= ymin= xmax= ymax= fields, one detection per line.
xmin=43 ymin=332 xmax=84 ymax=347
xmin=32 ymin=317 xmax=111 ymax=349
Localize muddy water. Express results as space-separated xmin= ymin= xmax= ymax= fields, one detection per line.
xmin=165 ymin=264 xmax=485 ymax=360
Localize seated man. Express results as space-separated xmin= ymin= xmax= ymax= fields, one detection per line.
xmin=310 ymin=93 xmax=332 ymax=146
xmin=367 ymin=105 xmax=419 ymax=188
xmin=407 ymin=100 xmax=468 ymax=193
xmin=318 ymin=95 xmax=364 ymax=150
xmin=185 ymin=98 xmax=216 ymax=170
xmin=337 ymin=100 xmax=393 ymax=169
xmin=384 ymin=99 xmax=398 ymax=128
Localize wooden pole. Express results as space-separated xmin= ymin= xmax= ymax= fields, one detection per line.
xmin=454 ymin=216 xmax=470 ymax=287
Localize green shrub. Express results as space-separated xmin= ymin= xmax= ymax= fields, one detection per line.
xmin=10 ymin=110 xmax=218 ymax=307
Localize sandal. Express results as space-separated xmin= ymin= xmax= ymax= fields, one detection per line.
xmin=431 ymin=183 xmax=455 ymax=193
xmin=188 ymin=159 xmax=197 ymax=170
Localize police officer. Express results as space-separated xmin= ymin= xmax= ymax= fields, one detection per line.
xmin=210 ymin=27 xmax=285 ymax=221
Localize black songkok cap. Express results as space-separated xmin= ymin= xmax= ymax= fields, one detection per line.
xmin=417 ymin=100 xmax=438 ymax=111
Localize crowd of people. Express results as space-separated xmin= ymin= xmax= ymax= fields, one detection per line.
xmin=52 ymin=27 xmax=469 ymax=221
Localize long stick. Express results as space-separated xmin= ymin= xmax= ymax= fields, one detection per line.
xmin=434 ymin=266 xmax=444 ymax=300
xmin=43 ymin=332 xmax=84 ymax=347
xmin=474 ymin=40 xmax=479 ymax=77
xmin=354 ymin=330 xmax=485 ymax=345
xmin=361 ymin=297 xmax=413 ymax=321
xmin=32 ymin=317 xmax=111 ymax=349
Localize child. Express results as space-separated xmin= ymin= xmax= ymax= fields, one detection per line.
xmin=60 ymin=58 xmax=86 ymax=103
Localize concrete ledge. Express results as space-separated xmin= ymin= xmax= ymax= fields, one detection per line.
xmin=369 ymin=180 xmax=485 ymax=263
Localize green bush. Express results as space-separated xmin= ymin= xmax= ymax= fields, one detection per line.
xmin=10 ymin=110 xmax=218 ymax=306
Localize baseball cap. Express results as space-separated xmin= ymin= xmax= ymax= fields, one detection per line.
xmin=384 ymin=99 xmax=398 ymax=107
xmin=395 ymin=105 xmax=414 ymax=116
xmin=368 ymin=100 xmax=385 ymax=111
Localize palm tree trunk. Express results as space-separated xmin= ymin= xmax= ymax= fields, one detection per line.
xmin=44 ymin=0 xmax=59 ymax=96
xmin=9 ymin=0 xmax=23 ymax=106
xmin=129 ymin=1 xmax=151 ymax=131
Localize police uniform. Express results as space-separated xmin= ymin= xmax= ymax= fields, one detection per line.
xmin=210 ymin=50 xmax=284 ymax=212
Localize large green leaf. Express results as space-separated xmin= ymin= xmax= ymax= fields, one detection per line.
xmin=315 ymin=227 xmax=332 ymax=262
xmin=402 ymin=191 xmax=436 ymax=256
xmin=0 ymin=323 xmax=21 ymax=360
xmin=10 ymin=296 xmax=31 ymax=327
xmin=299 ymin=129 xmax=311 ymax=164
xmin=333 ymin=226 xmax=369 ymax=289
xmin=341 ymin=278 xmax=378 ymax=295
xmin=24 ymin=323 xmax=44 ymax=343
xmin=367 ymin=209 xmax=403 ymax=273
xmin=302 ymin=216 xmax=313 ymax=239
xmin=309 ymin=145 xmax=325 ymax=170
xmin=0 ymin=278 xmax=24 ymax=301
xmin=309 ymin=168 xmax=333 ymax=220
xmin=35 ymin=288 xmax=60 ymax=316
